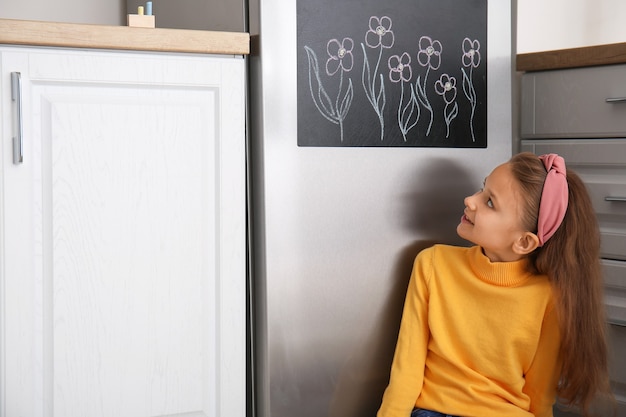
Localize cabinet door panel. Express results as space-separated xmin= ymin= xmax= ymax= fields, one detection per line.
xmin=1 ymin=48 xmax=245 ymax=417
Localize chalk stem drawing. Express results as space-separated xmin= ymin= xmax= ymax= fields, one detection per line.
xmin=415 ymin=36 xmax=442 ymax=137
xmin=461 ymin=37 xmax=481 ymax=142
xmin=362 ymin=16 xmax=394 ymax=140
xmin=434 ymin=74 xmax=458 ymax=138
xmin=304 ymin=37 xmax=355 ymax=142
xmin=388 ymin=52 xmax=419 ymax=142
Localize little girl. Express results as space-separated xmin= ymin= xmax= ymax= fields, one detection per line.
xmin=377 ymin=153 xmax=613 ymax=417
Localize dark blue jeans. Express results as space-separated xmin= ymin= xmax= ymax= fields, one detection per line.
xmin=411 ymin=408 xmax=458 ymax=417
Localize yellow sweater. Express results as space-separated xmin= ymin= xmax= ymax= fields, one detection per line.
xmin=377 ymin=245 xmax=561 ymax=417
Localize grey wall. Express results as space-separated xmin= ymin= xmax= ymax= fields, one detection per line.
xmin=0 ymin=0 xmax=245 ymax=32
xmin=0 ymin=0 xmax=125 ymax=25
xmin=126 ymin=0 xmax=245 ymax=32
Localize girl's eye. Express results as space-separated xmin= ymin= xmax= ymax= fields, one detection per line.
xmin=486 ymin=198 xmax=494 ymax=208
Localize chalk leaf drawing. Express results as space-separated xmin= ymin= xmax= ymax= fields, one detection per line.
xmin=388 ymin=52 xmax=419 ymax=142
xmin=362 ymin=16 xmax=394 ymax=140
xmin=304 ymin=37 xmax=355 ymax=142
xmin=415 ymin=35 xmax=442 ymax=137
xmin=434 ymin=73 xmax=458 ymax=138
xmin=461 ymin=37 xmax=481 ymax=141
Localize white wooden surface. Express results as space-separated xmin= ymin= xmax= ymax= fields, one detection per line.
xmin=0 ymin=46 xmax=246 ymax=417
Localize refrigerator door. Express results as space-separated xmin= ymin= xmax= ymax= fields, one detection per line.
xmin=248 ymin=1 xmax=514 ymax=416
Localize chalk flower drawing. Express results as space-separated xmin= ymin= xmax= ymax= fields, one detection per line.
xmin=326 ymin=37 xmax=354 ymax=74
xmin=388 ymin=52 xmax=419 ymax=142
xmin=415 ymin=36 xmax=442 ymax=137
xmin=416 ymin=36 xmax=442 ymax=70
xmin=362 ymin=16 xmax=395 ymax=140
xmin=304 ymin=37 xmax=355 ymax=142
xmin=434 ymin=73 xmax=458 ymax=138
xmin=388 ymin=52 xmax=412 ymax=83
xmin=461 ymin=37 xmax=481 ymax=141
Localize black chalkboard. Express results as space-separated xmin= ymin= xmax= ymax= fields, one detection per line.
xmin=297 ymin=0 xmax=487 ymax=147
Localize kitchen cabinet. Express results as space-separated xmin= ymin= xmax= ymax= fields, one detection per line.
xmin=520 ymin=50 xmax=626 ymax=416
xmin=521 ymin=139 xmax=626 ymax=416
xmin=0 ymin=40 xmax=246 ymax=417
xmin=520 ymin=64 xmax=626 ymax=139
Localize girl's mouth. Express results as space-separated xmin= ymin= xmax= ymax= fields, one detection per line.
xmin=462 ymin=213 xmax=474 ymax=225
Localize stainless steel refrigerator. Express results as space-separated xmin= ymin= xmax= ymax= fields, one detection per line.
xmin=247 ymin=1 xmax=515 ymax=416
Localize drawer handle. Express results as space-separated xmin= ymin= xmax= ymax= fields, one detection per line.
xmin=608 ymin=318 xmax=626 ymax=328
xmin=606 ymin=97 xmax=626 ymax=103
xmin=605 ymin=196 xmax=626 ymax=202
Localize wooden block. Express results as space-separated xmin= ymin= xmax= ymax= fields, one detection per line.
xmin=127 ymin=14 xmax=155 ymax=28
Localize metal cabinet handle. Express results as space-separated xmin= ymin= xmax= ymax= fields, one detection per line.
xmin=608 ymin=318 xmax=626 ymax=328
xmin=606 ymin=97 xmax=626 ymax=103
xmin=605 ymin=196 xmax=626 ymax=202
xmin=11 ymin=72 xmax=23 ymax=164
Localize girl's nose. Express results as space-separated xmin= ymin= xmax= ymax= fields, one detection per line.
xmin=464 ymin=193 xmax=477 ymax=210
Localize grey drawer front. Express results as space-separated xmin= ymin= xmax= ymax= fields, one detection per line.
xmin=589 ymin=179 xmax=626 ymax=261
xmin=603 ymin=261 xmax=626 ymax=409
xmin=521 ymin=140 xmax=626 ymax=260
xmin=604 ymin=259 xmax=626 ymax=327
xmin=520 ymin=139 xmax=626 ymax=165
xmin=607 ymin=324 xmax=626 ymax=403
xmin=521 ymin=64 xmax=626 ymax=138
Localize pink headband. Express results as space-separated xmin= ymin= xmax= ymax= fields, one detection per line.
xmin=537 ymin=154 xmax=569 ymax=246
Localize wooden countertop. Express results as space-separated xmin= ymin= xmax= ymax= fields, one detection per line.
xmin=0 ymin=18 xmax=249 ymax=55
xmin=517 ymin=42 xmax=626 ymax=72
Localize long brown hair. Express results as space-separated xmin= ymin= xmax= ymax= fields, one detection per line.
xmin=509 ymin=152 xmax=613 ymax=416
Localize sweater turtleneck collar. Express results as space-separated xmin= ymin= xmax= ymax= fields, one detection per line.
xmin=469 ymin=246 xmax=534 ymax=287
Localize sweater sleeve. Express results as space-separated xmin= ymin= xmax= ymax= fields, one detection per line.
xmin=377 ymin=249 xmax=432 ymax=417
xmin=522 ymin=304 xmax=562 ymax=417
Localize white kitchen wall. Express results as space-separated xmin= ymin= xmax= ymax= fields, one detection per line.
xmin=517 ymin=0 xmax=626 ymax=53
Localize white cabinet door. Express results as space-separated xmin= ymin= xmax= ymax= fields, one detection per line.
xmin=0 ymin=47 xmax=246 ymax=417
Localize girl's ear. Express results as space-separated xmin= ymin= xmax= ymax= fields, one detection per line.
xmin=513 ymin=232 xmax=540 ymax=255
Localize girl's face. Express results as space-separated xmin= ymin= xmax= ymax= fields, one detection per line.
xmin=457 ymin=162 xmax=533 ymax=262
